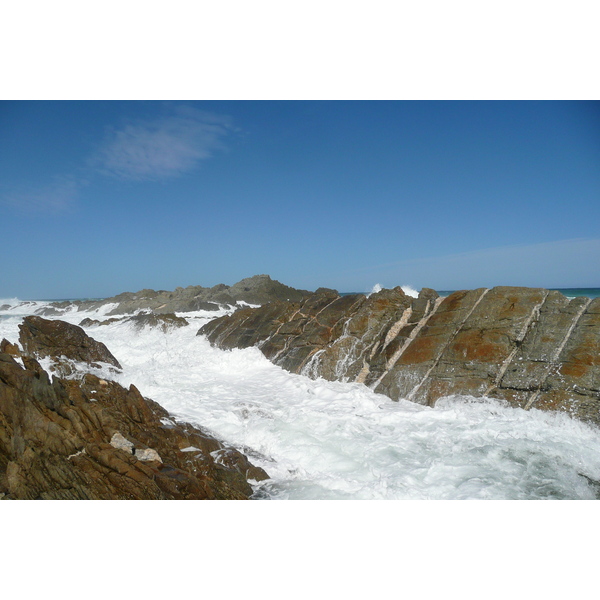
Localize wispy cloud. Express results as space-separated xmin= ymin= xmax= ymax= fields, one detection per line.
xmin=0 ymin=176 xmax=82 ymax=214
xmin=2 ymin=106 xmax=236 ymax=215
xmin=93 ymin=107 xmax=235 ymax=181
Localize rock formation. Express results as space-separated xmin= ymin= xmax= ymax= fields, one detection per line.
xmin=19 ymin=315 xmax=122 ymax=374
xmin=199 ymin=286 xmax=600 ymax=426
xmin=0 ymin=321 xmax=268 ymax=499
xmin=36 ymin=274 xmax=312 ymax=316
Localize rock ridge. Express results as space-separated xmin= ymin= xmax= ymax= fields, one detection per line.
xmin=198 ymin=286 xmax=600 ymax=426
xmin=36 ymin=274 xmax=312 ymax=316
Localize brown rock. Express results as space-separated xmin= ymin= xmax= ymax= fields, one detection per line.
xmin=19 ymin=316 xmax=122 ymax=370
xmin=0 ymin=339 xmax=21 ymax=358
xmin=0 ymin=348 xmax=268 ymax=500
xmin=199 ymin=286 xmax=600 ymax=426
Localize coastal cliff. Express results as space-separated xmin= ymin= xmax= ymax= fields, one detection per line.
xmin=199 ymin=286 xmax=600 ymax=426
xmin=0 ymin=317 xmax=268 ymax=499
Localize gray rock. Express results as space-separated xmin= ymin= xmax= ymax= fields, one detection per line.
xmin=134 ymin=448 xmax=162 ymax=462
xmin=110 ymin=432 xmax=134 ymax=454
xmin=37 ymin=274 xmax=311 ymax=316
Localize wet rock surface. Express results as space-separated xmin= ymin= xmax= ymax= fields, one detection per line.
xmin=199 ymin=286 xmax=600 ymax=426
xmin=0 ymin=337 xmax=268 ymax=499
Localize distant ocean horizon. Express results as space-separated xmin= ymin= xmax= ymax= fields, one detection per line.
xmin=341 ymin=287 xmax=600 ymax=299
xmin=437 ymin=287 xmax=600 ymax=299
xmin=6 ymin=287 xmax=600 ymax=303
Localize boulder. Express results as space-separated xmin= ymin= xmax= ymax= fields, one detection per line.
xmin=18 ymin=316 xmax=122 ymax=371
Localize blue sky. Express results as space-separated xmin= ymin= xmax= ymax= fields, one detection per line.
xmin=1 ymin=100 xmax=599 ymax=298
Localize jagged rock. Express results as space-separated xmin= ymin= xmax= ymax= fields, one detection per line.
xmin=18 ymin=316 xmax=122 ymax=372
xmin=0 ymin=339 xmax=21 ymax=358
xmin=0 ymin=349 xmax=268 ymax=499
xmin=199 ymin=286 xmax=600 ymax=426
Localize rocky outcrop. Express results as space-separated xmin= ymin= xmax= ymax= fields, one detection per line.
xmin=19 ymin=316 xmax=122 ymax=374
xmin=78 ymin=317 xmax=121 ymax=327
xmin=199 ymin=286 xmax=600 ymax=426
xmin=78 ymin=313 xmax=189 ymax=331
xmin=36 ymin=274 xmax=312 ymax=316
xmin=0 ymin=339 xmax=268 ymax=500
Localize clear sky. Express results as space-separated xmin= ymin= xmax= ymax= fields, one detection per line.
xmin=1 ymin=100 xmax=599 ymax=298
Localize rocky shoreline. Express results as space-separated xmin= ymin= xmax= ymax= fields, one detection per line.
xmin=0 ymin=316 xmax=268 ymax=500
xmin=2 ymin=275 xmax=599 ymax=499
xmin=199 ymin=284 xmax=600 ymax=427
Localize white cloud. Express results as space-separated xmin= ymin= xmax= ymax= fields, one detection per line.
xmin=1 ymin=176 xmax=81 ymax=213
xmin=94 ymin=107 xmax=234 ymax=181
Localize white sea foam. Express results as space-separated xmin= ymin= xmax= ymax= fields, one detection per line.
xmin=0 ymin=298 xmax=50 ymax=315
xmin=367 ymin=283 xmax=382 ymax=296
xmin=1 ymin=301 xmax=600 ymax=499
xmin=0 ymin=298 xmax=20 ymax=306
xmin=367 ymin=284 xmax=419 ymax=298
xmin=401 ymin=285 xmax=419 ymax=298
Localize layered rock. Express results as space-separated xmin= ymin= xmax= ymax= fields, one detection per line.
xmin=36 ymin=274 xmax=311 ymax=316
xmin=199 ymin=286 xmax=600 ymax=426
xmin=0 ymin=323 xmax=268 ymax=499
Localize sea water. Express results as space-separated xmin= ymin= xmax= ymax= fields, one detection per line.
xmin=1 ymin=296 xmax=600 ymax=500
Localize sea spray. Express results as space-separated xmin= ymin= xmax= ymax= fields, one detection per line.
xmin=367 ymin=283 xmax=419 ymax=298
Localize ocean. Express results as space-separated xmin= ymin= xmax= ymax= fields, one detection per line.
xmin=1 ymin=289 xmax=600 ymax=500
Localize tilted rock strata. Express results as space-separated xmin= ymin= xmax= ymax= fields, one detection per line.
xmin=36 ymin=274 xmax=312 ymax=316
xmin=0 ymin=352 xmax=268 ymax=500
xmin=199 ymin=287 xmax=600 ymax=426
